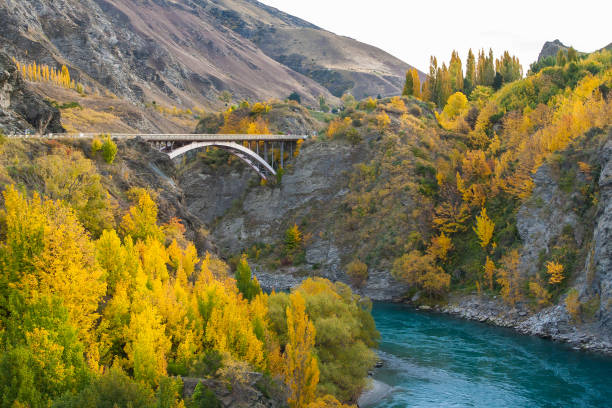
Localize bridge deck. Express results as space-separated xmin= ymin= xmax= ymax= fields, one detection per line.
xmin=8 ymin=133 xmax=306 ymax=141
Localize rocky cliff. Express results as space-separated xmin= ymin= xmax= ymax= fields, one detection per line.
xmin=0 ymin=52 xmax=63 ymax=134
xmin=537 ymin=40 xmax=572 ymax=61
xmin=177 ymin=136 xmax=409 ymax=301
xmin=444 ymin=128 xmax=612 ymax=354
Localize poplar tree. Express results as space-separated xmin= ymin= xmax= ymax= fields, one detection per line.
xmin=284 ymin=292 xmax=319 ymax=408
xmin=411 ymin=68 xmax=422 ymax=98
xmin=403 ymin=69 xmax=414 ymax=96
xmin=464 ymin=49 xmax=476 ymax=95
xmin=449 ymin=50 xmax=464 ymax=92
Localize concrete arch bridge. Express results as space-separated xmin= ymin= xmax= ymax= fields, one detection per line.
xmin=11 ymin=133 xmax=306 ymax=179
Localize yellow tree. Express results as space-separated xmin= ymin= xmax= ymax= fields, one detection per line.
xmin=285 ymin=292 xmax=319 ymax=408
xmin=205 ymin=285 xmax=265 ymax=369
xmin=285 ymin=223 xmax=303 ymax=251
xmin=546 ymin=261 xmax=565 ymax=285
xmin=96 ymin=229 xmax=129 ymax=294
xmin=96 ymin=280 xmax=131 ymax=367
xmin=125 ymin=302 xmax=171 ymax=387
xmin=497 ymin=250 xmax=522 ymax=305
xmin=529 ymin=281 xmax=551 ymax=307
xmin=433 ymin=201 xmax=470 ymax=234
xmin=427 ymin=233 xmax=453 ymax=261
xmin=473 ymin=208 xmax=494 ymax=248
xmin=483 ymin=257 xmax=496 ymax=290
xmin=411 ymin=68 xmax=422 ymax=99
xmin=120 ymin=188 xmax=164 ymax=242
xmin=376 ymin=112 xmax=391 ymax=131
xmin=34 ymin=199 xmax=106 ymax=350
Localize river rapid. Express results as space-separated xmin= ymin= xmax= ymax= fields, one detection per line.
xmin=366 ymin=303 xmax=612 ymax=407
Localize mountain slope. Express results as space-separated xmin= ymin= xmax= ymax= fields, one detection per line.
xmin=0 ymin=0 xmax=336 ymax=110
xmin=213 ymin=0 xmax=425 ymax=98
xmin=0 ymin=0 xmax=420 ymax=112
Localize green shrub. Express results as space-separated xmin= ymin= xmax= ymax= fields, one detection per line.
xmin=346 ymin=128 xmax=362 ymax=145
xmin=188 ymin=383 xmax=221 ymax=408
xmin=235 ymin=255 xmax=261 ymax=301
xmin=101 ymin=135 xmax=118 ymax=164
xmin=52 ymin=366 xmax=155 ymax=408
xmin=268 ymin=279 xmax=379 ymax=401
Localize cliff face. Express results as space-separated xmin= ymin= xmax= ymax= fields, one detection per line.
xmin=0 ymin=52 xmax=63 ymax=134
xmin=589 ymin=137 xmax=612 ymax=333
xmin=178 ymin=138 xmax=409 ymax=301
xmin=445 ymin=128 xmax=612 ymax=354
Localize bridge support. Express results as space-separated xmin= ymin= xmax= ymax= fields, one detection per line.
xmin=157 ymin=138 xmax=300 ymax=180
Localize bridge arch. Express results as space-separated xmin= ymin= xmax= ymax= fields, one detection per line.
xmin=168 ymin=141 xmax=277 ymax=179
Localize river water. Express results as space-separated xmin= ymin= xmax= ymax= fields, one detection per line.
xmin=368 ymin=303 xmax=612 ymax=407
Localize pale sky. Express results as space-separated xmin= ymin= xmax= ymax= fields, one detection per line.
xmin=259 ymin=0 xmax=611 ymax=73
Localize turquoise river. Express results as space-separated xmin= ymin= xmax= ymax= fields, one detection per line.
xmin=369 ymin=303 xmax=612 ymax=407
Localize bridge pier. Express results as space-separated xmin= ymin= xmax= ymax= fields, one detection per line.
xmin=264 ymin=142 xmax=268 ymax=164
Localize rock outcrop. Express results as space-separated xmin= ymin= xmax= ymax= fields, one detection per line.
xmin=588 ymin=138 xmax=612 ymax=333
xmin=537 ymin=39 xmax=571 ymax=61
xmin=182 ymin=373 xmax=287 ymax=408
xmin=0 ymin=52 xmax=63 ymax=134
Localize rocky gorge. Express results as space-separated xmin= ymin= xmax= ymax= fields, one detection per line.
xmin=166 ymin=124 xmax=612 ymax=356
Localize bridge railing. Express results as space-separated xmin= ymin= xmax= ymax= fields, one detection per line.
xmin=6 ymin=133 xmax=307 ymax=141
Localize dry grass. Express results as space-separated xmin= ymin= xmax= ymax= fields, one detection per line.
xmin=60 ymin=107 xmax=128 ymax=133
xmin=28 ymin=82 xmax=199 ymax=133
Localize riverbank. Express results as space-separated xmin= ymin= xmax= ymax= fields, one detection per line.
xmin=423 ymin=294 xmax=612 ymax=356
xmin=357 ymin=379 xmax=393 ymax=408
xmin=253 ymin=268 xmax=612 ymax=356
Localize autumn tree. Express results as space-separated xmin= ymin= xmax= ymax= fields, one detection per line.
xmin=271 ymin=279 xmax=378 ymax=402
xmin=473 ymin=208 xmax=494 ymax=248
xmin=437 ymin=92 xmax=469 ymax=130
xmin=120 ymin=188 xmax=165 ymax=242
xmin=284 ymin=292 xmax=319 ymax=408
xmin=565 ymin=289 xmax=581 ymax=322
xmin=411 ymin=68 xmax=422 ymax=98
xmin=392 ymin=251 xmax=450 ymax=297
xmin=556 ymin=49 xmax=567 ymax=66
xmin=427 ymin=233 xmax=453 ymax=262
xmin=483 ymin=257 xmax=496 ymax=290
xmin=495 ymin=51 xmax=522 ymax=84
xmin=346 ymin=259 xmax=368 ymax=287
xmin=497 ymin=250 xmax=522 ymax=305
xmin=529 ymin=281 xmax=551 ymax=307
xmin=376 ymin=112 xmax=391 ymax=131
xmin=285 ymin=224 xmax=303 ymax=251
xmin=125 ymin=303 xmax=172 ymax=387
xmin=449 ymin=50 xmax=464 ymax=92
xmin=546 ymin=261 xmax=565 ymax=285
